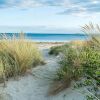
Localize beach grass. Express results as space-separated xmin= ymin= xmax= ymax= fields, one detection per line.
xmin=48 ymin=23 xmax=100 ymax=99
xmin=49 ymin=44 xmax=70 ymax=55
xmin=0 ymin=33 xmax=43 ymax=83
xmin=48 ymin=43 xmax=83 ymax=95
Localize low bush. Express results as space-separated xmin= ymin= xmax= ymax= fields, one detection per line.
xmin=48 ymin=45 xmax=83 ymax=95
xmin=81 ymin=45 xmax=100 ymax=84
xmin=49 ymin=23 xmax=100 ymax=100
xmin=49 ymin=44 xmax=70 ymax=55
xmin=82 ymin=23 xmax=100 ymax=85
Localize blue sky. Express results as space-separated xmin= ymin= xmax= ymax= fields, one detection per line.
xmin=0 ymin=0 xmax=100 ymax=33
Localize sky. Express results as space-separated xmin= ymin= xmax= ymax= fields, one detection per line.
xmin=0 ymin=0 xmax=100 ymax=33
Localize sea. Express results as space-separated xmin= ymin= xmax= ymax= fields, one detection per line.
xmin=0 ymin=33 xmax=88 ymax=42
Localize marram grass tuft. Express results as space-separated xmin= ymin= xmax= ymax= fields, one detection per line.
xmin=0 ymin=33 xmax=43 ymax=83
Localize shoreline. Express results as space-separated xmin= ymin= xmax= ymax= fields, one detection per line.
xmin=36 ymin=40 xmax=87 ymax=49
xmin=0 ymin=39 xmax=87 ymax=49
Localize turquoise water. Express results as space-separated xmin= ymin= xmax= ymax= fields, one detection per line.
xmin=0 ymin=33 xmax=88 ymax=42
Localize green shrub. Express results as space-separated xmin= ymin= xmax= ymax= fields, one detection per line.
xmin=81 ymin=45 xmax=100 ymax=83
xmin=49 ymin=23 xmax=100 ymax=99
xmin=57 ymin=45 xmax=83 ymax=80
xmin=48 ymin=45 xmax=83 ymax=95
xmin=82 ymin=23 xmax=100 ymax=85
xmin=49 ymin=44 xmax=70 ymax=55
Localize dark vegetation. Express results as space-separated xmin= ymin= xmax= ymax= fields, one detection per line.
xmin=48 ymin=23 xmax=100 ymax=100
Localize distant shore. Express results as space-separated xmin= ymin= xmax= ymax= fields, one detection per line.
xmin=37 ymin=42 xmax=66 ymax=49
xmin=0 ymin=33 xmax=88 ymax=42
xmin=37 ymin=40 xmax=87 ymax=49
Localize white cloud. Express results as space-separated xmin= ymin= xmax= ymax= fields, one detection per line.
xmin=91 ymin=0 xmax=100 ymax=4
xmin=0 ymin=0 xmax=100 ymax=17
xmin=17 ymin=0 xmax=42 ymax=8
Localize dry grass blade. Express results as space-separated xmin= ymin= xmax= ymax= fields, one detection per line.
xmin=82 ymin=23 xmax=100 ymax=46
xmin=0 ymin=33 xmax=43 ymax=83
xmin=48 ymin=78 xmax=71 ymax=95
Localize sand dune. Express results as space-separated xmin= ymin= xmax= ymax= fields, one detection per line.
xmin=0 ymin=45 xmax=86 ymax=100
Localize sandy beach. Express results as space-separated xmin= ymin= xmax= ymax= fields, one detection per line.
xmin=37 ymin=42 xmax=66 ymax=49
xmin=0 ymin=43 xmax=87 ymax=100
xmin=0 ymin=0 xmax=99 ymax=99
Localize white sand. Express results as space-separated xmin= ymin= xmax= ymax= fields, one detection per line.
xmin=0 ymin=44 xmax=86 ymax=100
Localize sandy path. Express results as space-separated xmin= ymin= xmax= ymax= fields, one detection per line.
xmin=0 ymin=48 xmax=86 ymax=100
